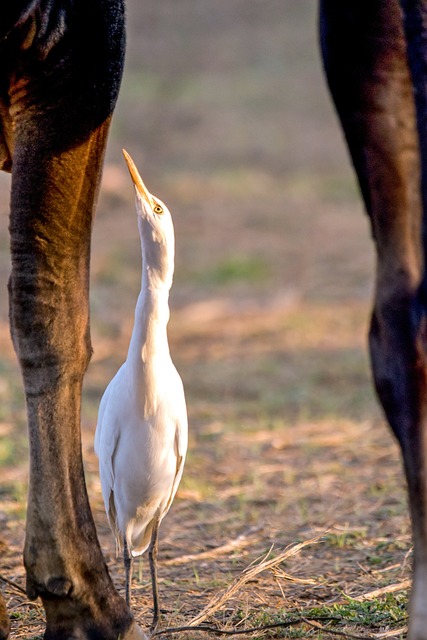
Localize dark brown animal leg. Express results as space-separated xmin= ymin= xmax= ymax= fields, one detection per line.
xmin=10 ymin=119 xmax=144 ymax=639
xmin=1 ymin=4 xmax=145 ymax=637
xmin=320 ymin=2 xmax=427 ymax=638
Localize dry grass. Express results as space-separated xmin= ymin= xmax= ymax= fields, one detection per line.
xmin=0 ymin=297 xmax=411 ymax=638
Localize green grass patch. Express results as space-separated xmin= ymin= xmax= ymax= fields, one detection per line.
xmin=310 ymin=594 xmax=408 ymax=628
xmin=325 ymin=529 xmax=367 ymax=550
xmin=196 ymin=256 xmax=269 ymax=286
xmin=231 ymin=594 xmax=408 ymax=638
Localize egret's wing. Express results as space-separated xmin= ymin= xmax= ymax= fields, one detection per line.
xmin=94 ymin=380 xmax=111 ymax=457
xmin=98 ymin=416 xmax=121 ymax=527
xmin=173 ymin=370 xmax=188 ymax=460
xmin=94 ymin=366 xmax=127 ymax=536
xmin=172 ymin=422 xmax=187 ymax=495
xmin=162 ymin=374 xmax=188 ymax=516
xmin=108 ymin=488 xmax=121 ymax=551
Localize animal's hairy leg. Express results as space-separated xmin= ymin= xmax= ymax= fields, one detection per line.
xmin=320 ymin=2 xmax=427 ymax=639
xmin=9 ymin=119 xmax=137 ymax=639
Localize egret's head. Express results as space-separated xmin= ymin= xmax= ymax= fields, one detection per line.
xmin=123 ymin=149 xmax=175 ymax=288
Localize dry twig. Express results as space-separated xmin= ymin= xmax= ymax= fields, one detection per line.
xmin=372 ymin=628 xmax=407 ymax=638
xmin=303 ymin=617 xmax=376 ymax=639
xmin=351 ymin=580 xmax=411 ymax=602
xmin=153 ymin=616 xmax=338 ymax=637
xmin=0 ymin=573 xmax=26 ymax=595
xmin=187 ymin=533 xmax=324 ymax=627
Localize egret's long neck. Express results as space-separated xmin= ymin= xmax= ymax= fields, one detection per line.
xmin=126 ymin=261 xmax=171 ymax=375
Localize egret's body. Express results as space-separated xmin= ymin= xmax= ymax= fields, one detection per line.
xmin=95 ymin=150 xmax=187 ymax=630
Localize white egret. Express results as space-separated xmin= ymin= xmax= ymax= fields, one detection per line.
xmin=95 ymin=150 xmax=188 ymax=632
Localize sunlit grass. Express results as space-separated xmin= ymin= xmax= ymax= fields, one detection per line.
xmin=195 ymin=256 xmax=270 ymax=286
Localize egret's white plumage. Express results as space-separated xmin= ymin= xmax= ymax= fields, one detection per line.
xmin=95 ymin=150 xmax=188 ymax=630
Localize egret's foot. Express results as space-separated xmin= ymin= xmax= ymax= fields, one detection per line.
xmin=0 ymin=592 xmax=9 ymax=640
xmin=149 ymin=615 xmax=159 ymax=636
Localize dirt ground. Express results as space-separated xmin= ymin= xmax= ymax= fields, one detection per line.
xmin=0 ymin=2 xmax=412 ymax=638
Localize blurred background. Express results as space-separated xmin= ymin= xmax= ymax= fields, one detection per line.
xmin=0 ymin=2 xmax=411 ymax=636
xmin=103 ymin=0 xmax=373 ymax=310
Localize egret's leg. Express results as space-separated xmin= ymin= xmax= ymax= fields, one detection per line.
xmin=124 ymin=539 xmax=134 ymax=607
xmin=148 ymin=519 xmax=161 ymax=632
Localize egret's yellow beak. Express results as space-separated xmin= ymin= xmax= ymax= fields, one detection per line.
xmin=122 ymin=149 xmax=157 ymax=211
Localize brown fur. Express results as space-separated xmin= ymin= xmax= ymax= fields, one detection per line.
xmin=0 ymin=1 xmax=142 ymax=638
xmin=321 ymin=2 xmax=427 ymax=638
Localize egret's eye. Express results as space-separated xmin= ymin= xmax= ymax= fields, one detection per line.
xmin=153 ymin=205 xmax=163 ymax=215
